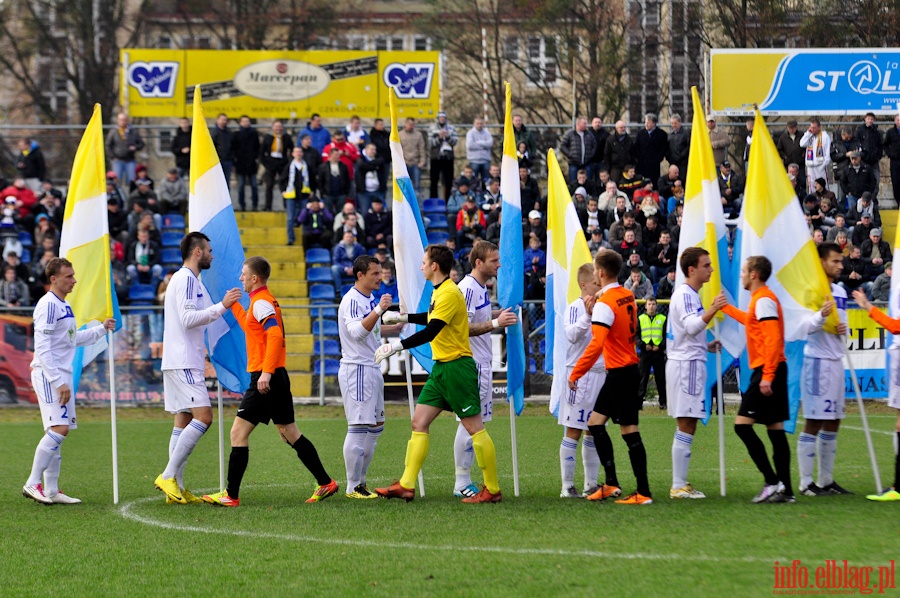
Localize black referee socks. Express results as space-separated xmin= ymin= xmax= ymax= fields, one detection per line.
xmin=292 ymin=435 xmax=332 ymax=486
xmin=588 ymin=424 xmax=619 ymax=488
xmin=227 ymin=446 xmax=249 ymax=498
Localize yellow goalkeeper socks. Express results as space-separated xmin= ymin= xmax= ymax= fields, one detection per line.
xmin=472 ymin=429 xmax=500 ymax=494
xmin=399 ymin=432 xmax=429 ymax=489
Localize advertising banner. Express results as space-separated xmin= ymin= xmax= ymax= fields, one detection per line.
xmin=121 ymin=49 xmax=440 ymax=119
xmin=711 ymin=48 xmax=900 ymax=116
xmin=845 ymin=307 xmax=888 ymax=399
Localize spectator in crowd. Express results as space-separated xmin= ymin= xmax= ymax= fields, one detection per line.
xmin=298 ymin=197 xmax=334 ymax=250
xmin=872 ymin=262 xmax=892 ymax=302
xmin=129 ymin=178 xmax=159 ymax=215
xmin=34 ymin=214 xmax=58 ymax=247
xmin=524 ymin=234 xmax=546 ymax=270
xmin=522 ymin=209 xmax=546 ymax=247
xmin=885 ymin=114 xmax=900 ymax=207
xmin=481 ymin=177 xmax=501 ymax=216
xmin=835 ymin=230 xmax=851 ymax=256
xmin=634 ymin=178 xmax=661 ymax=211
xmin=370 ymin=118 xmax=391 ymax=184
xmin=560 ymin=117 xmax=596 ymax=183
xmin=800 ymin=118 xmax=833 ymax=194
xmin=378 ymin=263 xmax=398 ymax=302
xmin=571 ymin=187 xmax=588 ymax=217
xmin=657 ymin=165 xmax=681 ymax=206
xmin=516 ymin=141 xmax=531 ymax=169
xmin=364 ymin=197 xmax=392 ymax=250
xmin=398 ymin=117 xmax=427 ymax=197
xmin=597 ymin=180 xmax=630 ymax=217
xmin=210 ymin=113 xmax=234 ymax=187
xmin=105 ymin=112 xmax=144 ymax=186
xmin=848 ymin=192 xmax=881 ymax=229
xmin=578 ymin=196 xmax=604 ymax=237
xmin=718 ymin=160 xmax=744 ymax=216
xmin=813 ymin=229 xmax=824 ymax=244
xmin=332 ymin=200 xmax=364 ymax=231
xmin=332 ymin=212 xmax=364 ymax=246
xmin=634 ymin=113 xmax=668 ymax=183
xmin=666 ymin=181 xmax=685 ymax=215
xmin=656 ymin=267 xmax=676 ymax=300
xmin=170 ymin=117 xmax=191 ymax=179
xmin=857 ymin=112 xmax=882 ymax=200
xmin=345 ymin=115 xmax=368 ymax=154
xmin=519 ymin=167 xmax=542 ymax=214
xmin=4 ymin=251 xmax=29 ymax=283
xmin=625 ymin=266 xmax=653 ymax=300
xmin=707 ymin=117 xmax=730 ymax=167
xmin=742 ymin=117 xmax=754 ymax=173
xmin=260 ymin=120 xmax=293 ymax=211
xmin=108 ymin=197 xmax=128 ymax=242
xmin=618 ymin=249 xmax=648 ymax=284
xmin=158 ymin=169 xmax=188 ymax=215
xmin=617 ymin=229 xmax=642 ymax=261
xmin=298 ymin=133 xmax=322 ymax=199
xmin=511 ymin=114 xmax=538 ymax=160
xmin=840 ymin=245 xmax=871 ymax=294
xmin=851 ymin=213 xmax=876 ymax=247
xmin=803 ymin=194 xmax=826 ymax=231
xmin=826 ymin=213 xmax=850 ymax=242
xmin=322 ymin=128 xmax=360 ymax=183
xmin=299 ymin=113 xmax=331 ymax=154
xmin=860 ymin=227 xmax=890 ymax=278
xmin=455 ymin=196 xmax=486 ymax=248
xmin=609 ymin=210 xmax=642 ymax=245
xmin=523 ymin=236 xmax=546 ymax=301
xmin=568 ymin=168 xmax=599 ymax=199
xmin=636 ymin=296 xmax=667 ymax=406
xmin=647 ymin=228 xmax=675 ymax=282
xmin=588 ymin=228 xmax=610 ymax=253
xmin=585 ymin=117 xmax=609 ymax=182
xmin=281 ymin=146 xmax=311 ymax=246
xmin=31 ymin=249 xmax=56 ymax=294
xmin=355 ymin=142 xmax=386 ymax=214
xmin=16 ymin=138 xmax=45 ymax=193
xmin=128 ymin=164 xmax=154 ymax=195
xmin=317 ymin=147 xmax=351 ymax=213
xmin=669 ymin=213 xmax=683 ymax=247
xmin=831 ymin=127 xmax=860 ymax=203
xmin=667 ymin=114 xmax=690 ymax=182
xmin=814 ymin=177 xmax=839 ymax=212
xmin=617 ymin=165 xmax=643 ymax=201
xmin=125 ymin=228 xmax=163 ymax=288
xmin=32 ymin=181 xmax=63 ymax=233
xmin=447 ymin=177 xmax=475 ymax=218
xmin=331 ymin=230 xmax=366 ymax=291
xmin=429 ymin=111 xmax=459 ymax=201
xmin=466 ymin=117 xmax=494 ymax=184
xmin=126 ymin=199 xmax=161 ymax=241
xmin=106 ymin=172 xmax=126 ymax=209
xmin=2 ymin=178 xmax=37 ymax=232
xmin=232 ymin=115 xmax=261 ymax=212
xmin=0 ymin=264 xmax=29 ymax=306
xmin=787 ymin=163 xmax=802 ymax=196
xmin=605 ymin=120 xmax=635 ymax=184
xmin=777 ymin=119 xmax=806 ymax=185
xmin=839 ymin=151 xmax=877 ymax=206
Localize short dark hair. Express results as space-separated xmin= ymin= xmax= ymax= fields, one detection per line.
xmin=593 ymin=249 xmax=622 ymax=279
xmin=46 ymin=257 xmax=72 ymax=280
xmin=243 ymin=256 xmax=271 ymax=281
xmin=180 ymin=231 xmax=210 ymax=262
xmin=311 ymin=113 xmax=320 ymax=119
xmin=630 ymin=267 xmax=642 ymax=275
xmin=623 ymin=210 xmax=636 ymax=219
xmin=746 ymin=255 xmax=773 ymax=282
xmin=680 ymin=246 xmax=710 ymax=277
xmin=817 ymin=242 xmax=842 ymax=260
xmin=217 ymin=113 xmax=227 ymax=119
xmin=488 ymin=177 xmax=500 ymax=186
xmin=469 ymin=239 xmax=499 ymax=267
xmin=353 ymin=255 xmax=380 ymax=279
xmin=425 ymin=244 xmax=454 ymax=275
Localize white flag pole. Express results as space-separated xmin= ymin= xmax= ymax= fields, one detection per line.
xmin=108 ymin=330 xmax=119 ymax=505
xmin=509 ymin=390 xmax=520 ymax=497
xmin=714 ymin=322 xmax=726 ymax=496
xmin=843 ymin=340 xmax=883 ymax=495
xmin=217 ymin=381 xmax=225 ymax=491
xmin=403 ymin=350 xmax=425 ymax=496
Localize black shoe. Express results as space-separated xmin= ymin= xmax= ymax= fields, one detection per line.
xmin=800 ymin=483 xmax=827 ymax=496
xmin=822 ymin=481 xmax=853 ymax=495
xmin=768 ymin=490 xmax=796 ymax=503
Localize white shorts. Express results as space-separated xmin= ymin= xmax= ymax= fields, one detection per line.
xmin=339 ymin=363 xmax=385 ymax=426
xmin=888 ymin=347 xmax=900 ymax=409
xmin=558 ymin=367 xmax=606 ymax=430
xmin=456 ymin=362 xmax=493 ymax=423
xmin=33 ymin=369 xmax=76 ymax=431
xmin=163 ymin=369 xmax=210 ymax=414
xmin=801 ymin=356 xmax=846 ymax=420
xmin=666 ymin=359 xmax=708 ymax=419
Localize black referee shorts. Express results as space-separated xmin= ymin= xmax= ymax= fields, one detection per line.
xmin=593 ymin=364 xmax=642 ymax=426
xmin=739 ymin=362 xmax=789 ymax=426
xmin=236 ymin=368 xmax=295 ymax=426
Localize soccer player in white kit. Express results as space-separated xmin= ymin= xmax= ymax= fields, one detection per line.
xmin=665 ymin=247 xmax=727 ymax=499
xmin=453 ymin=241 xmax=518 ymax=497
xmin=154 ymin=232 xmax=241 ymax=504
xmin=338 ymin=255 xmax=393 ymax=499
xmin=551 ymin=263 xmax=605 ymax=498
xmin=798 ymin=243 xmax=852 ymax=496
xmin=23 ymin=258 xmax=115 ymax=504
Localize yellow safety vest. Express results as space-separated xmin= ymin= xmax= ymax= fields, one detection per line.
xmin=639 ymin=313 xmax=666 ymax=345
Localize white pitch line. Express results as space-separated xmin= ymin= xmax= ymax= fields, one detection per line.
xmin=118 ymin=495 xmax=774 ymax=564
xmin=842 ymin=425 xmax=894 ymax=437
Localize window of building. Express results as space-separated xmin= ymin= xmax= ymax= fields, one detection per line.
xmin=503 ymin=36 xmax=519 ymax=61
xmin=158 ymin=129 xmax=174 ymax=156
xmin=413 ymin=36 xmax=430 ymax=51
xmin=157 ymin=35 xmax=173 ymax=49
xmin=526 ymin=36 xmax=557 ymax=86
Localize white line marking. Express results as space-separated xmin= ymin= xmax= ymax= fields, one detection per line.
xmin=842 ymin=425 xmax=894 ymax=436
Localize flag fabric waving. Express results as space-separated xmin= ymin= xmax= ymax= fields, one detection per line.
xmin=498 ymin=83 xmax=526 ymax=415
xmin=188 ymin=86 xmax=250 ymax=393
xmin=59 ymin=103 xmax=122 ymax=395
xmin=388 ymin=87 xmax=433 ymax=372
xmin=676 ymin=87 xmax=742 ymax=423
xmin=545 ymin=149 xmax=593 ymax=417
xmin=734 ymin=109 xmax=838 ymax=433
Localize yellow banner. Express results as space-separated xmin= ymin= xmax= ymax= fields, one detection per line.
xmin=121 ymin=49 xmax=440 ymax=119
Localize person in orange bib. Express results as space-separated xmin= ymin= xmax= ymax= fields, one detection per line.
xmin=569 ymin=249 xmax=652 ymax=506
xmin=203 ymin=256 xmax=337 ymax=507
xmin=720 ymin=256 xmax=795 ymax=504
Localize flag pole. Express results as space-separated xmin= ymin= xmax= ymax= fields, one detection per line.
xmin=108 ymin=330 xmax=119 ymax=504
xmin=403 ymin=350 xmax=425 ymax=496
xmin=509 ymin=310 xmax=520 ymax=496
xmin=217 ymin=381 xmax=225 ymax=491
xmin=843 ymin=339 xmax=883 ymax=495
xmin=714 ymin=322 xmax=726 ymax=496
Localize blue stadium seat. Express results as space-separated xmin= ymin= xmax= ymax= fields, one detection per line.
xmin=17 ymin=231 xmax=33 ymax=247
xmin=313 ymin=358 xmax=341 ymax=376
xmin=458 ymin=246 xmax=472 ymax=262
xmin=538 ymin=339 xmax=546 ymax=354
xmin=305 ymin=248 xmax=331 ymax=265
xmin=532 ymin=319 xmax=545 ymax=335
xmin=129 ymin=283 xmax=156 ymax=304
xmin=161 ymin=248 xmax=181 ymax=265
xmin=423 ymin=198 xmax=446 ymax=215
xmin=162 ymin=213 xmax=186 ymax=230
xmin=307 ymin=267 xmax=332 ymax=283
xmin=427 ymin=231 xmax=450 ymax=245
xmin=313 ymin=339 xmax=341 ymax=356
xmin=312 ymin=319 xmax=339 ymax=336
xmin=309 ymin=301 xmax=337 ymax=318
xmin=653 ymin=283 xmax=659 ymax=296
xmin=529 ymin=358 xmax=537 ymax=374
xmin=309 ymin=284 xmax=336 ymax=301
xmin=161 ymin=231 xmax=182 ymax=247
xmin=340 ymin=283 xmax=354 ymax=297
xmin=19 ymin=249 xmax=30 ymax=263
xmin=425 ymin=214 xmax=448 ymax=230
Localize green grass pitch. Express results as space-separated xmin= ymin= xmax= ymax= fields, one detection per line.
xmin=1 ymin=403 xmax=897 ymax=595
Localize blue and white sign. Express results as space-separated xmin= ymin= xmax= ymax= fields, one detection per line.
xmin=127 ymin=61 xmax=180 ymax=99
xmin=382 ymin=63 xmax=435 ymax=100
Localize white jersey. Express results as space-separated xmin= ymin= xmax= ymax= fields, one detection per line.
xmin=666 ymin=283 xmax=708 ymax=362
xmin=803 ymin=283 xmax=848 ymax=360
xmin=338 ymin=286 xmax=381 ymax=366
xmin=458 ymin=274 xmax=493 ymax=366
xmin=565 ymin=297 xmax=604 ymax=372
xmin=30 ymin=291 xmax=106 ymax=385
xmin=161 ymin=267 xmax=226 ymax=372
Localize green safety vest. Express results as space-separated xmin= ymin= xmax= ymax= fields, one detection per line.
xmin=638 ymin=313 xmax=666 ymax=345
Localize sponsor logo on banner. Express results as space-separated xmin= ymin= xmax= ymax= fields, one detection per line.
xmin=383 ymin=63 xmax=435 ymax=99
xmin=845 ymin=308 xmax=888 ymax=398
xmin=233 ymin=60 xmax=331 ymax=101
xmin=127 ymin=61 xmax=179 ymax=98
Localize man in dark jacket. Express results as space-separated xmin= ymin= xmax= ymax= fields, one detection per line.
xmin=777 ymin=120 xmax=806 ymax=185
xmin=605 ymin=120 xmax=635 ymax=184
xmin=16 ymin=138 xmax=46 ymax=192
xmin=634 ymin=113 xmax=668 ymax=183
xmin=299 ymin=133 xmax=322 ymax=197
xmin=260 ymin=120 xmax=293 ymax=211
xmin=355 ymin=143 xmax=386 ymax=214
xmin=840 ymin=245 xmax=871 ymax=293
xmin=856 ymin=112 xmax=882 ymax=200
xmin=519 ymin=167 xmax=542 ymax=213
xmin=125 ymin=227 xmax=163 ymax=287
xmin=666 ymin=114 xmax=690 ymax=183
xmin=831 ymin=127 xmax=861 ymax=202
xmin=209 ymin=113 xmax=234 ymax=188
xmin=512 ymin=114 xmax=538 ymax=158
xmin=170 ymin=118 xmax=192 ymax=179
xmin=586 ymin=117 xmax=609 ymax=182
xmin=860 ymin=227 xmax=891 ymax=277
xmin=232 ymin=115 xmax=261 ymax=211
xmin=369 ymin=118 xmax=391 ymax=188
xmin=839 ymin=152 xmax=877 ymax=203
xmin=364 ymin=197 xmax=392 ymax=249
xmin=105 ymin=112 xmax=145 ymax=187
xmin=884 ymin=115 xmax=900 ymax=207
xmin=317 ymin=148 xmax=351 ymax=213
xmin=560 ymin=118 xmax=596 ymax=183
xmin=297 ymin=197 xmax=334 ymax=250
